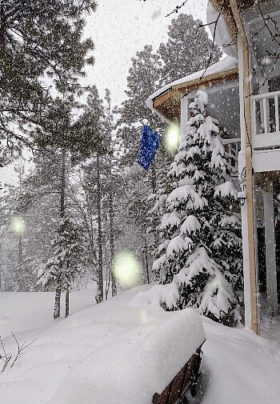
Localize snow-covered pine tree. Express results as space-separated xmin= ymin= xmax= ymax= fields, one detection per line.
xmin=158 ymin=14 xmax=222 ymax=86
xmin=154 ymin=90 xmax=242 ymax=325
xmin=38 ymin=215 xmax=85 ymax=318
xmin=116 ymin=45 xmax=170 ymax=270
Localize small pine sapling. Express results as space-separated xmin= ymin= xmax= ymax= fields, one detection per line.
xmin=37 ymin=215 xmax=85 ymax=318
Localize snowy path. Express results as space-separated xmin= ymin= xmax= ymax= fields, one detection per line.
xmin=0 ymin=287 xmax=279 ymax=403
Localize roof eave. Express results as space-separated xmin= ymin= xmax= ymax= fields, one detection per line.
xmin=149 ymin=66 xmax=239 ymax=122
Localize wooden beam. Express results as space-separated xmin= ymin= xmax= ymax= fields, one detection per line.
xmin=153 ymin=89 xmax=178 ymax=109
xmin=173 ymin=68 xmax=238 ymax=92
xmin=230 ymin=0 xmax=259 ymax=334
xmin=153 ymin=67 xmax=238 ymax=121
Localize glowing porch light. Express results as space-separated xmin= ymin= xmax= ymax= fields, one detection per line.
xmin=165 ymin=123 xmax=180 ymax=154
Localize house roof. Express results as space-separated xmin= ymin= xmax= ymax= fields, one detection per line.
xmin=146 ymin=0 xmax=270 ymax=122
xmin=146 ymin=56 xmax=238 ymax=123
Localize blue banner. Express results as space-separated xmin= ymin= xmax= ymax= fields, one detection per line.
xmin=138 ymin=125 xmax=161 ymax=170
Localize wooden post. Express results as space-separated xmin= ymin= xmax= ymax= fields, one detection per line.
xmin=230 ymin=0 xmax=259 ymax=333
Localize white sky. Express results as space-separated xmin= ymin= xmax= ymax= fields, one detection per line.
xmin=1 ymin=0 xmax=208 ymax=185
xmin=85 ymin=0 xmax=208 ymax=106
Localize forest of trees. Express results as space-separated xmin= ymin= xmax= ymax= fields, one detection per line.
xmin=0 ymin=4 xmax=230 ymax=320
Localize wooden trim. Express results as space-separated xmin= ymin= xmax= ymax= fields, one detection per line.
xmin=153 ymin=89 xmax=178 ymax=109
xmin=172 ymin=67 xmax=238 ymax=92
xmin=153 ymin=67 xmax=238 ymax=115
xmin=230 ymin=0 xmax=259 ymax=334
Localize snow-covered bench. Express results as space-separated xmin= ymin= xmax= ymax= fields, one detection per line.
xmin=152 ymin=341 xmax=204 ymax=404
xmin=49 ymin=306 xmax=205 ymax=404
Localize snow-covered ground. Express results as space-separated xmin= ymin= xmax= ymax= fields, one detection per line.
xmin=0 ymin=287 xmax=279 ymax=403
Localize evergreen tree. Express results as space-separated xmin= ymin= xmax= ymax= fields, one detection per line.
xmin=102 ymin=89 xmax=121 ymax=297
xmin=20 ymin=92 xmax=102 ymax=315
xmin=0 ymin=0 xmax=96 ymax=163
xmin=78 ymin=86 xmax=107 ymax=303
xmin=116 ymin=45 xmax=170 ymax=271
xmin=154 ymin=90 xmax=242 ymax=325
xmin=38 ymin=215 xmax=85 ymax=317
xmin=116 ymin=45 xmax=165 ymax=163
xmin=158 ymin=14 xmax=222 ymax=85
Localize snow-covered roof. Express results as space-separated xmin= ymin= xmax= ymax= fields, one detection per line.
xmin=146 ymin=56 xmax=238 ymax=122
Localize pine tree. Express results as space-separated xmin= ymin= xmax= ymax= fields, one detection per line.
xmin=102 ymin=89 xmax=120 ymax=297
xmin=158 ymin=14 xmax=222 ymax=85
xmin=38 ymin=215 xmax=85 ymax=317
xmin=21 ymin=92 xmax=101 ymax=315
xmin=78 ymin=86 xmax=107 ymax=303
xmin=116 ymin=45 xmax=170 ymax=272
xmin=154 ymin=90 xmax=242 ymax=325
xmin=0 ymin=0 xmax=96 ymax=163
xmin=116 ymin=45 xmax=165 ymax=162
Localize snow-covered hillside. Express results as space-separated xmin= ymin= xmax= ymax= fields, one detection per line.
xmin=0 ymin=287 xmax=279 ymax=404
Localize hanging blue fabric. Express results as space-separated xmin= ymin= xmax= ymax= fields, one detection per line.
xmin=138 ymin=125 xmax=161 ymax=170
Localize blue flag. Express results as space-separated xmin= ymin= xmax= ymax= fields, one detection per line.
xmin=138 ymin=125 xmax=161 ymax=170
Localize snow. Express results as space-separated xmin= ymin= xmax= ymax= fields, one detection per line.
xmin=200 ymin=273 xmax=234 ymax=319
xmin=180 ymin=215 xmax=201 ymax=235
xmin=167 ymin=185 xmax=208 ymax=211
xmin=189 ymin=90 xmax=209 ymax=113
xmin=0 ymin=287 xmax=279 ymax=404
xmin=214 ymin=180 xmax=237 ymax=198
xmin=160 ymin=211 xmax=181 ymax=230
xmin=166 ymin=235 xmax=193 ymax=258
xmin=146 ymin=55 xmax=238 ymax=122
xmin=206 ymin=2 xmax=237 ymax=59
xmin=201 ymin=318 xmax=280 ymax=404
xmin=0 ymin=287 xmax=204 ymax=404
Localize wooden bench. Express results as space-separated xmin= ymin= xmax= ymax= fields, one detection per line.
xmin=152 ymin=341 xmax=205 ymax=404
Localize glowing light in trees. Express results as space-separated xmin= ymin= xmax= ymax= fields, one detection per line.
xmin=112 ymin=250 xmax=142 ymax=288
xmin=10 ymin=216 xmax=26 ymax=235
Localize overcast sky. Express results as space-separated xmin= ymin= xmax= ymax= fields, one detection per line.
xmin=1 ymin=0 xmax=208 ymax=185
xmin=85 ymin=0 xmax=208 ymax=106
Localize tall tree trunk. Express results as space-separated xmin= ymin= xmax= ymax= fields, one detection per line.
xmin=144 ymin=238 xmax=150 ymax=284
xmin=109 ymin=188 xmax=117 ymax=297
xmin=0 ymin=6 xmax=6 ymax=51
xmin=150 ymin=161 xmax=159 ymax=248
xmin=54 ymin=149 xmax=66 ymax=319
xmin=60 ymin=149 xmax=66 ymax=219
xmin=96 ymin=154 xmax=103 ymax=303
xmin=54 ymin=288 xmax=62 ymax=319
xmin=65 ymin=288 xmax=70 ymax=318
xmin=18 ymin=236 xmax=23 ymax=264
xmin=17 ymin=162 xmax=24 ymax=291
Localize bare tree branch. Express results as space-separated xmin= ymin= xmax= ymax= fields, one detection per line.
xmin=165 ymin=1 xmax=189 ymax=18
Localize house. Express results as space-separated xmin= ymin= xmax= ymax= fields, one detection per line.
xmin=146 ymin=0 xmax=280 ymax=334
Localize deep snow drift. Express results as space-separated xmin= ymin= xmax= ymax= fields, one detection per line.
xmin=0 ymin=287 xmax=279 ymax=403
